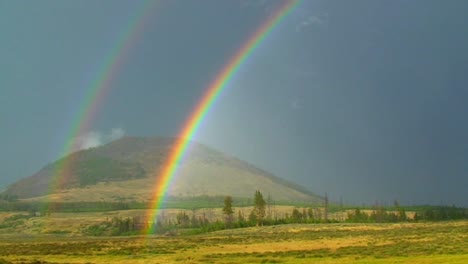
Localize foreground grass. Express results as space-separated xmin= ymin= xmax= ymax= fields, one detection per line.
xmin=0 ymin=221 xmax=467 ymax=263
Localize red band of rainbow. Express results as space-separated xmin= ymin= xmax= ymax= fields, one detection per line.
xmin=48 ymin=1 xmax=160 ymax=207
xmin=145 ymin=0 xmax=301 ymax=233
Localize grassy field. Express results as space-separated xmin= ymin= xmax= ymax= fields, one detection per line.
xmin=0 ymin=220 xmax=466 ymax=263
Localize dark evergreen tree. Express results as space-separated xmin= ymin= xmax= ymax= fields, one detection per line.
xmin=223 ymin=196 xmax=234 ymax=227
xmin=253 ymin=190 xmax=266 ymax=226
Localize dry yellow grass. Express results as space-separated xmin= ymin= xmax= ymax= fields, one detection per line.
xmin=1 ymin=220 xmax=466 ymax=264
xmin=0 ymin=207 xmax=468 ymax=264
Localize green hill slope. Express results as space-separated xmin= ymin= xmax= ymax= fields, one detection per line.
xmin=2 ymin=137 xmax=322 ymax=204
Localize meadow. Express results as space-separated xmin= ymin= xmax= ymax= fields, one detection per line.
xmin=0 ymin=219 xmax=466 ymax=264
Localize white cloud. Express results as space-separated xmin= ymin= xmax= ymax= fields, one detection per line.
xmin=295 ymin=14 xmax=328 ymax=32
xmin=72 ymin=127 xmax=125 ymax=152
xmin=75 ymin=131 xmax=102 ymax=151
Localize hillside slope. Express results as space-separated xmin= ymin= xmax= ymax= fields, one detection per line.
xmin=3 ymin=137 xmax=322 ymax=204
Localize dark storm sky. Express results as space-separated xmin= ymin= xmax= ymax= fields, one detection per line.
xmin=1 ymin=0 xmax=467 ymax=206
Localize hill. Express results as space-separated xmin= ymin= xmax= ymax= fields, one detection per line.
xmin=2 ymin=137 xmax=322 ymax=204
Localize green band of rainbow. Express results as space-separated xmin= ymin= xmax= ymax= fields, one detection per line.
xmin=48 ymin=1 xmax=159 ymax=205
xmin=145 ymin=0 xmax=301 ymax=233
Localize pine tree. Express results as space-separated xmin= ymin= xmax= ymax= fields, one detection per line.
xmin=324 ymin=192 xmax=329 ymax=222
xmin=237 ymin=210 xmax=245 ymax=224
xmin=223 ymin=196 xmax=234 ymax=227
xmin=266 ymin=194 xmax=273 ymax=220
xmin=398 ymin=207 xmax=407 ymax=222
xmin=307 ymin=207 xmax=314 ymax=222
xmin=291 ymin=208 xmax=302 ymax=223
xmin=254 ymin=190 xmax=266 ymax=226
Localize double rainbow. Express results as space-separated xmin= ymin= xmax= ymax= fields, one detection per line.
xmin=48 ymin=1 xmax=159 ymax=203
xmin=145 ymin=0 xmax=301 ymax=233
xmin=46 ymin=0 xmax=300 ymax=228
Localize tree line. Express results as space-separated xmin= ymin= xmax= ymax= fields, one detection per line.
xmin=139 ymin=191 xmax=467 ymax=236
xmin=2 ymin=190 xmax=467 ymax=236
xmin=0 ymin=195 xmax=253 ymax=213
xmin=0 ymin=200 xmax=146 ymax=213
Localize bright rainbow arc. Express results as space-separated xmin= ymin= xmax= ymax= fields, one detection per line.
xmin=145 ymin=0 xmax=301 ymax=233
xmin=48 ymin=1 xmax=159 ymax=205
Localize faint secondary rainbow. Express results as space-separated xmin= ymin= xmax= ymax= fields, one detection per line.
xmin=48 ymin=1 xmax=160 ymax=205
xmin=145 ymin=0 xmax=301 ymax=233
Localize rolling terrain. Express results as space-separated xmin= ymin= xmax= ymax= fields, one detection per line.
xmin=2 ymin=137 xmax=322 ymax=204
